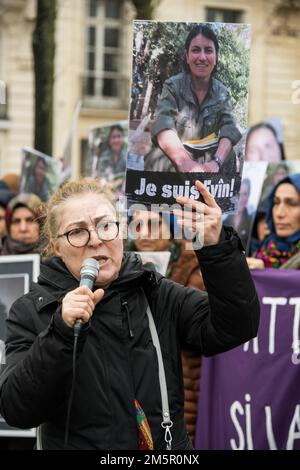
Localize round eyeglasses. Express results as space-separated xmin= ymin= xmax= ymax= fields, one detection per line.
xmin=57 ymin=221 xmax=120 ymax=248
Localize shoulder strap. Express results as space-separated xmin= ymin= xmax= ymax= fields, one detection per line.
xmin=146 ymin=305 xmax=173 ymax=450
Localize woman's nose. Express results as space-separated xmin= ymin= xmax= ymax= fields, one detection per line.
xmin=275 ymin=203 xmax=286 ymax=217
xmin=19 ymin=220 xmax=28 ymax=231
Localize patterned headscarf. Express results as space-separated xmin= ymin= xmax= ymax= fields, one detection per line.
xmin=256 ymin=174 xmax=300 ymax=268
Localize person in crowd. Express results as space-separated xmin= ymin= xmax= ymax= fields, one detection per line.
xmin=245 ymin=122 xmax=284 ymax=162
xmin=223 ymin=178 xmax=252 ymax=252
xmin=97 ymin=125 xmax=126 ymax=180
xmin=0 ymin=193 xmax=42 ymax=255
xmin=127 ymin=209 xmax=204 ymax=443
xmin=145 ymin=25 xmax=241 ymax=173
xmin=0 ymin=179 xmax=259 ymax=450
xmin=247 ymin=173 xmax=300 ymax=269
xmin=0 ymin=179 xmax=15 ymax=242
xmin=1 ymin=173 xmax=20 ymax=194
xmin=23 ymin=157 xmax=49 ymax=202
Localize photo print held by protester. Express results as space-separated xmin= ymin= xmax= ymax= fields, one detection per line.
xmin=19 ymin=147 xmax=59 ymax=202
xmin=126 ymin=21 xmax=251 ymax=214
xmin=85 ymin=121 xmax=128 ymax=195
xmin=245 ymin=117 xmax=285 ymax=162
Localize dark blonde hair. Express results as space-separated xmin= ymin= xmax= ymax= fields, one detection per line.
xmin=42 ymin=179 xmax=116 ymax=256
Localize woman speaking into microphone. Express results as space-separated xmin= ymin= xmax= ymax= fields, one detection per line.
xmin=0 ymin=179 xmax=259 ymax=450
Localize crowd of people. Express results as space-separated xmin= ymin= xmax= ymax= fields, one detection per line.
xmin=0 ymin=179 xmax=259 ymax=450
xmin=0 ymin=22 xmax=299 ymax=452
xmin=0 ymin=156 xmax=300 ymax=450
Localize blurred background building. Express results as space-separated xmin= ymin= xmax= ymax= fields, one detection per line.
xmin=0 ymin=0 xmax=299 ymax=178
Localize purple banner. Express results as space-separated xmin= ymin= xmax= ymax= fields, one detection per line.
xmin=195 ymin=269 xmax=300 ymax=450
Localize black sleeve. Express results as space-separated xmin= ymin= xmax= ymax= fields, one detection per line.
xmin=192 ymin=226 xmax=259 ymax=354
xmin=152 ymin=227 xmax=259 ymax=356
xmin=0 ymin=297 xmax=90 ymax=429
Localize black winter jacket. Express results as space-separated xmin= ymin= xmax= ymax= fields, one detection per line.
xmin=0 ymin=228 xmax=259 ymax=450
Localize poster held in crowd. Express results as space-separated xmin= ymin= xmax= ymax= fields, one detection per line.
xmin=195 ymin=269 xmax=300 ymax=450
xmin=57 ymin=100 xmax=83 ymax=186
xmin=85 ymin=121 xmax=128 ymax=195
xmin=223 ymin=161 xmax=268 ymax=253
xmin=245 ymin=117 xmax=285 ymax=162
xmin=259 ymin=160 xmax=300 ymax=205
xmin=19 ymin=147 xmax=58 ymax=202
xmin=126 ymin=20 xmax=251 ymax=213
xmin=0 ymin=254 xmax=39 ymax=437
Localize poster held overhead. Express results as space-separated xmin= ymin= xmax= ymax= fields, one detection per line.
xmin=85 ymin=121 xmax=128 ymax=196
xmin=126 ymin=21 xmax=251 ymax=213
xmin=19 ymin=147 xmax=58 ymax=202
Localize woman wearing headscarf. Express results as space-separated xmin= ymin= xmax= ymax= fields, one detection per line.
xmin=247 ymin=174 xmax=300 ymax=269
xmin=0 ymin=193 xmax=42 ymax=255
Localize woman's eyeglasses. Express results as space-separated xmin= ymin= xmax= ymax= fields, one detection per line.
xmin=57 ymin=221 xmax=120 ymax=248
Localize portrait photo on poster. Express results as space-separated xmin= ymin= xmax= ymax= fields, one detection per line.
xmin=19 ymin=147 xmax=59 ymax=202
xmin=223 ymin=161 xmax=268 ymax=254
xmin=85 ymin=121 xmax=128 ymax=196
xmin=259 ymin=160 xmax=300 ymax=206
xmin=126 ymin=20 xmax=251 ymax=213
xmin=245 ymin=117 xmax=285 ymax=163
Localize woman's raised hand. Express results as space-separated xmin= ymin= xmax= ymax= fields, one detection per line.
xmin=175 ymin=180 xmax=222 ymax=248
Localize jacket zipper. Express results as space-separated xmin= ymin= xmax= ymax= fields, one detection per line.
xmin=121 ymin=300 xmax=134 ymax=339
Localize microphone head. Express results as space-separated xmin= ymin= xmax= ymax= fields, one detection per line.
xmin=80 ymin=258 xmax=100 ymax=279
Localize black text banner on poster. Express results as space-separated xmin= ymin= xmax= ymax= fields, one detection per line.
xmin=125 ymin=170 xmax=241 ymax=212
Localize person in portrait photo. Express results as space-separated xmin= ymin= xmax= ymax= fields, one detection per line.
xmin=23 ymin=156 xmax=49 ymax=202
xmin=245 ymin=122 xmax=284 ymax=162
xmin=97 ymin=124 xmax=127 ymax=181
xmin=144 ymin=24 xmax=242 ymax=173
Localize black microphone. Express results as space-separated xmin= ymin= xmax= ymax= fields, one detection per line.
xmin=74 ymin=258 xmax=100 ymax=336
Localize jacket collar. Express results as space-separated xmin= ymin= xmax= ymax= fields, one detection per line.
xmin=38 ymin=252 xmax=161 ymax=294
